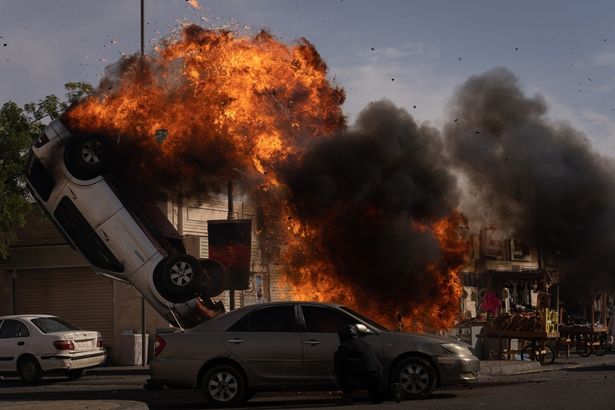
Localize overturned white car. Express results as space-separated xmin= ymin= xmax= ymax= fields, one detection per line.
xmin=25 ymin=120 xmax=225 ymax=328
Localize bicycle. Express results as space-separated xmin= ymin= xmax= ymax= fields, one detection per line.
xmin=520 ymin=341 xmax=556 ymax=365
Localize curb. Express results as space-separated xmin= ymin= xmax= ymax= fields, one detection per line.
xmin=87 ymin=366 xmax=150 ymax=376
xmin=0 ymin=400 xmax=148 ymax=410
xmin=479 ymin=360 xmax=542 ymax=376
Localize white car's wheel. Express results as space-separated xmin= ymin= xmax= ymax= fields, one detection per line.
xmin=66 ymin=135 xmax=107 ymax=179
xmin=162 ymin=255 xmax=201 ymax=301
xmin=393 ymin=356 xmax=436 ymax=400
xmin=17 ymin=356 xmax=42 ymax=383
xmin=202 ymin=364 xmax=247 ymax=407
xmin=198 ymin=258 xmax=228 ymax=298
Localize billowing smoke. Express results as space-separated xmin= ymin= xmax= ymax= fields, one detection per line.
xmin=444 ymin=67 xmax=615 ymax=293
xmin=280 ymin=100 xmax=467 ymax=328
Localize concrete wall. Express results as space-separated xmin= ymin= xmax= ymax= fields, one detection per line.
xmin=112 ymin=281 xmax=173 ymax=365
xmin=0 ymin=270 xmax=13 ymax=315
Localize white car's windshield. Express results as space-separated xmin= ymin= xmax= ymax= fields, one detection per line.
xmin=31 ymin=317 xmax=81 ymax=333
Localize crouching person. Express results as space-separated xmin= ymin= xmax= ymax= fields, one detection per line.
xmin=334 ymin=324 xmax=384 ymax=404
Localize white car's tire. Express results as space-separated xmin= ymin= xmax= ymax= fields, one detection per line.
xmin=198 ymin=258 xmax=228 ymax=298
xmin=66 ymin=369 xmax=85 ymax=379
xmin=161 ymin=255 xmax=201 ymax=301
xmin=66 ymin=135 xmax=107 ymax=179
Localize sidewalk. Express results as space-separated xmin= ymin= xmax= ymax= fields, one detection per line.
xmin=86 ymin=365 xmax=150 ymax=376
xmin=0 ymin=401 xmax=147 ymax=410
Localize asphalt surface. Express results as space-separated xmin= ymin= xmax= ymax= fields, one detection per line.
xmin=0 ymin=354 xmax=614 ymax=409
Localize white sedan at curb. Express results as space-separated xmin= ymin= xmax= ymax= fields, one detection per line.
xmin=0 ymin=314 xmax=106 ymax=382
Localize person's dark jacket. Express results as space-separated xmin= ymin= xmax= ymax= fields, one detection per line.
xmin=334 ymin=326 xmax=383 ymax=388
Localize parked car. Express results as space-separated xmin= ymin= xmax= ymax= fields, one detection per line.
xmin=24 ymin=120 xmax=225 ymax=328
xmin=0 ymin=314 xmax=106 ymax=382
xmin=148 ymin=301 xmax=480 ymax=407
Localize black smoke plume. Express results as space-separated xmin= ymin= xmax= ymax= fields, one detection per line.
xmin=280 ymin=100 xmax=462 ymax=309
xmin=444 ymin=67 xmax=615 ymax=294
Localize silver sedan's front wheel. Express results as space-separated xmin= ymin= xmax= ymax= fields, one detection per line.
xmin=202 ymin=364 xmax=247 ymax=407
xmin=393 ymin=357 xmax=436 ymax=400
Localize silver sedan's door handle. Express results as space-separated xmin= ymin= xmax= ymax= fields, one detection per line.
xmin=304 ymin=339 xmax=320 ymax=346
xmin=227 ymin=338 xmax=244 ymax=344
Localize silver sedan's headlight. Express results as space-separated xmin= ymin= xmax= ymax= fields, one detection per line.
xmin=440 ymin=342 xmax=473 ymax=356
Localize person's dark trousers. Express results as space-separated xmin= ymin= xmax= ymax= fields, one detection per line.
xmin=365 ymin=370 xmax=384 ymax=403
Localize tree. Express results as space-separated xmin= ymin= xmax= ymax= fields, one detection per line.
xmin=0 ymin=82 xmax=92 ymax=258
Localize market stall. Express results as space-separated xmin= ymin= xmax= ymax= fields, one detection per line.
xmin=558 ymin=291 xmax=609 ymax=357
xmin=474 ymin=269 xmax=560 ymax=363
xmin=479 ymin=307 xmax=559 ymax=363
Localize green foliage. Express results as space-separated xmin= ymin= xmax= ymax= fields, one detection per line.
xmin=0 ymin=82 xmax=92 ymax=258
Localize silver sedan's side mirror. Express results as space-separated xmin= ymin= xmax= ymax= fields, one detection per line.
xmin=355 ymin=323 xmax=373 ymax=335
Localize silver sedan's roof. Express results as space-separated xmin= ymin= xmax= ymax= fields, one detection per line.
xmin=191 ymin=301 xmax=345 ymax=332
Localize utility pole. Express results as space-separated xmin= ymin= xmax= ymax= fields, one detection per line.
xmin=227 ymin=181 xmax=235 ymax=310
xmin=140 ymin=0 xmax=147 ymax=369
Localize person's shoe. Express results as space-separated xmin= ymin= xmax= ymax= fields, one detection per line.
xmin=392 ymin=383 xmax=403 ymax=403
xmin=337 ymin=397 xmax=354 ymax=406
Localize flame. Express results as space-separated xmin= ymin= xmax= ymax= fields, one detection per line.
xmin=283 ymin=210 xmax=470 ymax=332
xmin=65 ymin=25 xmax=345 ymax=189
xmin=186 ymin=0 xmax=202 ymax=10
xmin=63 ymin=24 xmax=470 ymax=333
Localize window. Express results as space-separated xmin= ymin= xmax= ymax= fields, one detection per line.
xmin=228 ymin=305 xmax=299 ymax=332
xmin=340 ymin=307 xmax=389 ymax=331
xmin=54 ymin=197 xmax=123 ymax=272
xmin=0 ymin=320 xmax=30 ymax=338
xmin=26 ymin=156 xmax=55 ymax=201
xmin=31 ymin=317 xmax=80 ymax=334
xmin=301 ymin=305 xmax=357 ymax=333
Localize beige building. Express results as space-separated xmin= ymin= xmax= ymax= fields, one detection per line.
xmin=0 ymin=195 xmax=290 ymax=364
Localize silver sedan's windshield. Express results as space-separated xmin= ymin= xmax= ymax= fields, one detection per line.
xmin=340 ymin=306 xmax=389 ymax=331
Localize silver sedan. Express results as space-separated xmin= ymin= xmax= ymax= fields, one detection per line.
xmin=148 ymin=301 xmax=479 ymax=407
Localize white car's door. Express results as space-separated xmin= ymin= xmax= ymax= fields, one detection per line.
xmin=97 ymin=208 xmax=159 ymax=274
xmin=56 ymin=180 xmax=122 ymax=228
xmin=0 ymin=319 xmax=32 ymax=372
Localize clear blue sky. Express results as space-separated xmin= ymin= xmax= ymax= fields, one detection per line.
xmin=2 ymin=0 xmax=615 ymax=154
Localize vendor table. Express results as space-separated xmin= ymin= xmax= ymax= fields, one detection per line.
xmin=478 ymin=330 xmax=559 ymax=363
xmin=558 ymin=325 xmax=608 ymax=357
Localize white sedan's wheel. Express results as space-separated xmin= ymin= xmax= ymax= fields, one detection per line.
xmin=17 ymin=356 xmax=42 ymax=383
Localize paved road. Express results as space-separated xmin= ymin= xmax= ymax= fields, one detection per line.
xmin=1 ymin=354 xmax=614 ymax=409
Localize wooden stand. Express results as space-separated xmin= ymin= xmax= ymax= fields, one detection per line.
xmin=478 ymin=330 xmax=559 ymax=361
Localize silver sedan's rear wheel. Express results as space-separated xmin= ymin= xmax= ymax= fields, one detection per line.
xmin=202 ymin=364 xmax=246 ymax=407
xmin=392 ymin=356 xmax=436 ymax=400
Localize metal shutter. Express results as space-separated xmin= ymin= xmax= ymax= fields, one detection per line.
xmin=14 ymin=267 xmax=114 ymax=354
